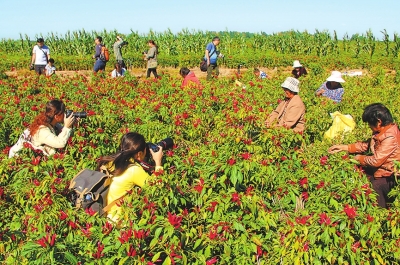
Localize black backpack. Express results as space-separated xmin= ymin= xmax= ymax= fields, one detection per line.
xmin=68 ymin=166 xmax=112 ymax=216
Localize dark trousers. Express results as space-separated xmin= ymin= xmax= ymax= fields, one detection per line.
xmin=147 ymin=68 xmax=158 ymax=78
xmin=368 ymin=175 xmax=396 ymax=208
xmin=34 ymin=65 xmax=46 ymax=75
xmin=207 ymin=63 xmax=219 ymax=80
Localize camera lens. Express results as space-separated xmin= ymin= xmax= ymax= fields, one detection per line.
xmin=74 ymin=112 xmax=87 ymax=118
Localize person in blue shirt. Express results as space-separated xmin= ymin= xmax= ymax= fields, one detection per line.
xmin=315 ymin=71 xmax=345 ymax=103
xmin=204 ymin=36 xmax=222 ymax=81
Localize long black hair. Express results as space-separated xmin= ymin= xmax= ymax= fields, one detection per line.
xmin=96 ymin=132 xmax=147 ymax=176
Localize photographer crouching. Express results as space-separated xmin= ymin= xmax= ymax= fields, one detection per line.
xmin=96 ymin=132 xmax=173 ymax=223
xmin=9 ymin=99 xmax=83 ymax=157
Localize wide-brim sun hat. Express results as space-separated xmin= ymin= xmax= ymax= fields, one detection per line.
xmin=281 ymin=77 xmax=300 ymax=93
xmin=293 ymin=60 xmax=302 ymax=68
xmin=326 ymin=71 xmax=345 ymax=83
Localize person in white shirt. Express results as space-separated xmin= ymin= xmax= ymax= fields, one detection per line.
xmin=29 ymin=100 xmax=75 ymax=156
xmin=111 ymin=63 xmax=126 ymax=78
xmin=45 ymin=58 xmax=56 ymax=76
xmin=30 ymin=38 xmax=50 ymax=75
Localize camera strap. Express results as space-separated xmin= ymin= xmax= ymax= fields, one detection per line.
xmin=39 ymin=46 xmax=49 ymax=64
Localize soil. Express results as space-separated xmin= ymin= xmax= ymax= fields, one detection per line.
xmin=4 ymin=67 xmax=369 ymax=79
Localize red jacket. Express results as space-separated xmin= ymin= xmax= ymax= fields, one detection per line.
xmin=181 ymin=72 xmax=200 ymax=88
xmin=349 ymin=124 xmax=400 ymax=177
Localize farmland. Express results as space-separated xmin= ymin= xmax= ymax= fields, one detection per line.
xmin=0 ymin=29 xmax=400 ymax=264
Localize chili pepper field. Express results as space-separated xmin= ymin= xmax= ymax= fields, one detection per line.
xmin=1 ymin=29 xmax=400 ymax=265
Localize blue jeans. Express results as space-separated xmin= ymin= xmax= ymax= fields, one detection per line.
xmin=93 ymin=60 xmax=106 ymax=72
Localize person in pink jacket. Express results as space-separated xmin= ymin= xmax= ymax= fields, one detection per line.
xmin=329 ymin=103 xmax=400 ymax=208
xmin=266 ymin=77 xmax=306 ymax=133
xmin=180 ymin=67 xmax=201 ymax=88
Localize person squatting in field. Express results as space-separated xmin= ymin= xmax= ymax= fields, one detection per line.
xmin=315 ymin=71 xmax=345 ymax=103
xmin=204 ymin=36 xmax=223 ymax=81
xmin=253 ymin=68 xmax=270 ymax=79
xmin=144 ymin=40 xmax=158 ymax=78
xmin=111 ymin=63 xmax=126 ymax=78
xmin=292 ymin=60 xmax=308 ymax=79
xmin=45 ymin=58 xmax=56 ymax=76
xmin=328 ymin=103 xmax=400 ymax=208
xmin=266 ymin=77 xmax=306 ymax=133
xmin=93 ymin=36 xmax=107 ymax=73
xmin=179 ymin=67 xmax=201 ymax=88
xmin=96 ymin=132 xmax=164 ymax=223
xmin=30 ymin=38 xmax=50 ymax=75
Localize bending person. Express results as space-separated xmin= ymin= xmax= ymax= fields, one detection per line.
xmin=97 ymin=132 xmax=163 ymax=223
xmin=328 ymin=103 xmax=400 ymax=208
xmin=29 ymin=99 xmax=75 ymax=156
xmin=180 ymin=67 xmax=201 ymax=88
xmin=315 ymin=71 xmax=345 ymax=103
xmin=266 ymin=77 xmax=306 ymax=133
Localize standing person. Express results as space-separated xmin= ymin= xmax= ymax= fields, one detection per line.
xmin=315 ymin=71 xmax=345 ymax=103
xmin=113 ymin=35 xmax=127 ymax=69
xmin=92 ymin=36 xmax=106 ymax=73
xmin=179 ymin=67 xmax=201 ymax=88
xmin=96 ymin=132 xmax=164 ymax=223
xmin=204 ymin=36 xmax=222 ymax=81
xmin=144 ymin=40 xmax=158 ymax=78
xmin=328 ymin=103 xmax=400 ymax=208
xmin=45 ymin=58 xmax=56 ymax=76
xmin=292 ymin=60 xmax=308 ymax=79
xmin=266 ymin=77 xmax=306 ymax=133
xmin=30 ymin=38 xmax=50 ymax=75
xmin=111 ymin=63 xmax=126 ymax=78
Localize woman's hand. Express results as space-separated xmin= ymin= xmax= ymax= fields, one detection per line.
xmin=316 ymin=89 xmax=325 ymax=96
xmin=328 ymin=144 xmax=348 ymax=154
xmin=64 ymin=113 xmax=75 ymax=129
xmin=150 ymin=147 xmax=163 ymax=167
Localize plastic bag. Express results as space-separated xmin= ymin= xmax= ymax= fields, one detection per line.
xmin=324 ymin=111 xmax=355 ymax=140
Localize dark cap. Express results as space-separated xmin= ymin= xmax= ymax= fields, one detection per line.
xmin=37 ymin=38 xmax=44 ymax=43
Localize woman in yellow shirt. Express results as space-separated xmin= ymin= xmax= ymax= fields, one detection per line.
xmin=96 ymin=132 xmax=163 ymax=223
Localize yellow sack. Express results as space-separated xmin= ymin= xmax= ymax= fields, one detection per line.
xmin=324 ymin=111 xmax=356 ymax=140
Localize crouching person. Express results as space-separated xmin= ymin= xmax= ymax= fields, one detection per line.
xmin=328 ymin=103 xmax=400 ymax=208
xmin=266 ymin=77 xmax=306 ymax=133
xmin=9 ymin=99 xmax=75 ymax=157
xmin=96 ymin=132 xmax=164 ymax=223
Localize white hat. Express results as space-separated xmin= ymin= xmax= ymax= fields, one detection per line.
xmin=293 ymin=60 xmax=302 ymax=68
xmin=281 ymin=77 xmax=300 ymax=93
xmin=326 ymin=71 xmax=345 ymax=83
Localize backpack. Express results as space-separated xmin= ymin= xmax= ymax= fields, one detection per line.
xmin=8 ymin=128 xmax=47 ymax=158
xmin=100 ymin=45 xmax=110 ymax=62
xmin=68 ymin=165 xmax=113 ymax=216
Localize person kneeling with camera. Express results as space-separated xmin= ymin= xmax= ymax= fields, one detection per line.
xmin=96 ymin=133 xmax=172 ymax=223
xmin=9 ymin=99 xmax=76 ymax=157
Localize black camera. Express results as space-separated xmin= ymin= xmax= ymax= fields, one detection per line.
xmin=121 ymin=41 xmax=128 ymax=46
xmin=66 ymin=110 xmax=87 ymax=118
xmin=147 ymin=138 xmax=174 ymax=152
xmin=142 ymin=51 xmax=147 ymax=55
xmin=29 ymin=64 xmax=34 ymax=71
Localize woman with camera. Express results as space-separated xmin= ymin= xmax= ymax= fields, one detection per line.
xmin=143 ymin=40 xmax=158 ymax=78
xmin=96 ymin=132 xmax=164 ymax=223
xmin=29 ymin=99 xmax=75 ymax=156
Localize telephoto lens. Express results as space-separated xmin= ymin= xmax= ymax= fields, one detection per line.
xmin=148 ymin=138 xmax=174 ymax=152
xmin=66 ymin=110 xmax=87 ymax=118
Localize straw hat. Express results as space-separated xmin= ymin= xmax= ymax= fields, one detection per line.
xmin=293 ymin=60 xmax=302 ymax=68
xmin=281 ymin=77 xmax=300 ymax=93
xmin=326 ymin=71 xmax=345 ymax=83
